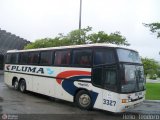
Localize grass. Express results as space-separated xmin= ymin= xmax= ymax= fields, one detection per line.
xmin=145 ymin=83 xmax=160 ymax=100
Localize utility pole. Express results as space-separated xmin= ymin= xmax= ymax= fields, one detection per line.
xmin=79 ymin=0 xmax=82 ymax=30
xmin=79 ymin=0 xmax=82 ymax=43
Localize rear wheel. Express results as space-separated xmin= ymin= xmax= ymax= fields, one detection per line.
xmin=19 ymin=80 xmax=26 ymax=93
xmin=75 ymin=90 xmax=92 ymax=110
xmin=13 ymin=79 xmax=19 ymax=90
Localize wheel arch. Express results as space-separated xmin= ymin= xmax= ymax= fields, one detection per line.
xmin=18 ymin=78 xmax=26 ymax=84
xmin=12 ymin=77 xmax=18 ymax=86
xmin=19 ymin=78 xmax=27 ymax=87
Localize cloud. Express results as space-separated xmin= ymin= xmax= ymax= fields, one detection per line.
xmin=0 ymin=0 xmax=160 ymax=60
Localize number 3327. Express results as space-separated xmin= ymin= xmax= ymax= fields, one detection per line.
xmin=103 ymin=99 xmax=116 ymax=106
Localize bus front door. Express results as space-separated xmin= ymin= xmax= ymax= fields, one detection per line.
xmin=102 ymin=66 xmax=118 ymax=112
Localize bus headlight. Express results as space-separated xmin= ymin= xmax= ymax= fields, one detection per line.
xmin=122 ymin=99 xmax=128 ymax=103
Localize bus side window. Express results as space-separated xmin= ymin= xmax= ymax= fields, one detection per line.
xmin=72 ymin=49 xmax=92 ymax=66
xmin=28 ymin=52 xmax=39 ymax=65
xmin=20 ymin=52 xmax=28 ymax=64
xmin=8 ymin=53 xmax=19 ymax=64
xmin=92 ymin=68 xmax=103 ymax=87
xmin=5 ymin=54 xmax=12 ymax=64
xmin=103 ymin=69 xmax=117 ymax=91
xmin=40 ymin=51 xmax=52 ymax=65
xmin=94 ymin=49 xmax=115 ymax=65
xmin=54 ymin=50 xmax=70 ymax=65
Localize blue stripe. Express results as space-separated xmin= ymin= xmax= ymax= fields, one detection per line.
xmin=62 ymin=75 xmax=98 ymax=106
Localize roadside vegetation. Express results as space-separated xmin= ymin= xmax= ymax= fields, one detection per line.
xmin=24 ymin=26 xmax=130 ymax=49
xmin=142 ymin=58 xmax=160 ymax=80
xmin=143 ymin=22 xmax=160 ymax=79
xmin=146 ymin=83 xmax=160 ymax=100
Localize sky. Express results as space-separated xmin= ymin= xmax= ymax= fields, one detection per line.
xmin=0 ymin=0 xmax=160 ymax=60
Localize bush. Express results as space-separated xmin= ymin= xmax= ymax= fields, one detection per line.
xmin=149 ymin=74 xmax=157 ymax=80
xmin=157 ymin=71 xmax=160 ymax=78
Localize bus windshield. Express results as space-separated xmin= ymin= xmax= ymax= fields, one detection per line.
xmin=121 ymin=65 xmax=145 ymax=93
xmin=117 ymin=48 xmax=145 ymax=93
xmin=117 ymin=48 xmax=142 ymax=63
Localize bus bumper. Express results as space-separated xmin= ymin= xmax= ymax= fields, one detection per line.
xmin=119 ymin=96 xmax=145 ymax=113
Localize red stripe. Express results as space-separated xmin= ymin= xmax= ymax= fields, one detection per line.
xmin=56 ymin=70 xmax=91 ymax=84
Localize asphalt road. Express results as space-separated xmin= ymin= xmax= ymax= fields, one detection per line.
xmin=0 ymin=75 xmax=159 ymax=120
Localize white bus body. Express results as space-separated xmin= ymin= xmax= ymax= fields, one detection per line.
xmin=4 ymin=44 xmax=146 ymax=113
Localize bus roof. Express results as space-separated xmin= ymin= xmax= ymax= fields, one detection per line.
xmin=7 ymin=43 xmax=137 ymax=53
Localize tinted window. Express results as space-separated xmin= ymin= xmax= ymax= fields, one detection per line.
xmin=40 ymin=51 xmax=52 ymax=65
xmin=28 ymin=52 xmax=39 ymax=64
xmin=94 ymin=49 xmax=115 ymax=65
xmin=104 ymin=69 xmax=117 ymax=91
xmin=20 ymin=52 xmax=28 ymax=64
xmin=0 ymin=54 xmax=4 ymax=70
xmin=54 ymin=50 xmax=70 ymax=65
xmin=12 ymin=53 xmax=19 ymax=64
xmin=6 ymin=54 xmax=12 ymax=64
xmin=92 ymin=68 xmax=103 ymax=87
xmin=73 ymin=49 xmax=92 ymax=66
xmin=92 ymin=67 xmax=117 ymax=91
xmin=6 ymin=53 xmax=19 ymax=64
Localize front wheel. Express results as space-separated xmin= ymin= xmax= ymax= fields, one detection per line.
xmin=19 ymin=80 xmax=26 ymax=93
xmin=75 ymin=90 xmax=92 ymax=110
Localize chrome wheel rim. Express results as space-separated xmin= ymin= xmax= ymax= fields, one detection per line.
xmin=20 ymin=83 xmax=25 ymax=91
xmin=14 ymin=81 xmax=18 ymax=89
xmin=79 ymin=94 xmax=91 ymax=107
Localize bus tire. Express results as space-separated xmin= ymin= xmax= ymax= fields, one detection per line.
xmin=75 ymin=90 xmax=92 ymax=110
xmin=19 ymin=80 xmax=26 ymax=93
xmin=13 ymin=78 xmax=19 ymax=90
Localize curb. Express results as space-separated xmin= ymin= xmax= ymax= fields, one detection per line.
xmin=144 ymin=100 xmax=160 ymax=103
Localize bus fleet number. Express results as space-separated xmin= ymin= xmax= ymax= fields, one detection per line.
xmin=103 ymin=99 xmax=116 ymax=106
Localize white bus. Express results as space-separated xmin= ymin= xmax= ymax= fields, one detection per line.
xmin=4 ymin=44 xmax=145 ymax=113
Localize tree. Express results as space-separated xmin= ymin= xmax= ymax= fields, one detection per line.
xmin=142 ymin=57 xmax=160 ymax=79
xmin=157 ymin=65 xmax=160 ymax=78
xmin=25 ymin=37 xmax=72 ymax=49
xmin=144 ymin=22 xmax=160 ymax=38
xmin=88 ymin=31 xmax=129 ymax=46
xmin=25 ymin=26 xmax=130 ymax=49
xmin=67 ymin=26 xmax=92 ymax=44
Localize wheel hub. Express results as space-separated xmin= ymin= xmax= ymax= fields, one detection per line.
xmin=79 ymin=94 xmax=91 ymax=107
xmin=14 ymin=81 xmax=18 ymax=89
